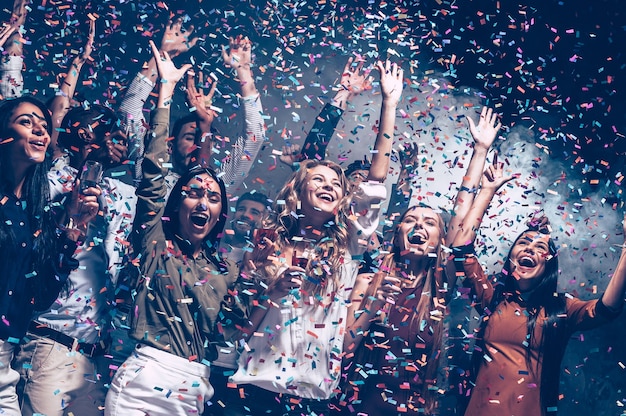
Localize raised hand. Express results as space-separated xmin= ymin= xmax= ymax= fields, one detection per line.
xmin=160 ymin=17 xmax=198 ymax=58
xmin=221 ymin=35 xmax=252 ymax=71
xmin=340 ymin=57 xmax=372 ymax=95
xmin=279 ymin=143 xmax=302 ymax=167
xmin=80 ymin=18 xmax=96 ymax=63
xmin=467 ymin=106 xmax=502 ymax=151
xmin=377 ymin=60 xmax=404 ymax=105
xmin=150 ymin=39 xmax=192 ymax=107
xmin=480 ymin=152 xmax=517 ymax=193
xmin=186 ymin=70 xmax=218 ymax=127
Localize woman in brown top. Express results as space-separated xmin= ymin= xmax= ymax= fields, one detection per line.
xmin=452 ymin=160 xmax=626 ymax=416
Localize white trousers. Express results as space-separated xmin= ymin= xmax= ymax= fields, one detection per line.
xmin=0 ymin=340 xmax=20 ymax=415
xmin=105 ymin=344 xmax=214 ymax=416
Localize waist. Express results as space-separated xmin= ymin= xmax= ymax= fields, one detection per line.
xmin=243 ymin=384 xmax=330 ymax=410
xmin=28 ymin=321 xmax=109 ymax=358
xmin=134 ymin=344 xmax=212 ymax=377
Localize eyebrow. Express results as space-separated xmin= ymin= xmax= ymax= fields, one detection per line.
xmin=13 ymin=112 xmax=46 ymax=122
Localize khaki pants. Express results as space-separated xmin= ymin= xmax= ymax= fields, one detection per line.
xmin=0 ymin=340 xmax=20 ymax=415
xmin=14 ymin=334 xmax=108 ymax=416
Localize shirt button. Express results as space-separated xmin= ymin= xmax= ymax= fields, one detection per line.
xmin=21 ymin=242 xmax=27 ymax=247
xmin=19 ymin=221 xmax=25 ymax=226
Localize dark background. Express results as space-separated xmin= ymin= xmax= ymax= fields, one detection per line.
xmin=9 ymin=0 xmax=626 ymax=414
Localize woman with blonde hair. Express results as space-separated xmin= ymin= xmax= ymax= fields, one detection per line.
xmin=226 ymin=60 xmax=403 ymax=415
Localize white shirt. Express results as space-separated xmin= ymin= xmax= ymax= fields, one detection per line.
xmin=38 ymin=156 xmax=136 ymax=343
xmin=230 ymin=181 xmax=386 ymax=399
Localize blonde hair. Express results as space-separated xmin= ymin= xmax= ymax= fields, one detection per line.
xmin=260 ymin=159 xmax=352 ymax=295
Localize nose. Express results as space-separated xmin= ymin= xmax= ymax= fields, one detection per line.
xmin=196 ymin=201 xmax=208 ymax=211
xmin=320 ymin=180 xmax=333 ymax=191
xmin=32 ymin=121 xmax=46 ymax=136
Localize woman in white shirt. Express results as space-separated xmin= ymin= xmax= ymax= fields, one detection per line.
xmin=227 ymin=60 xmax=403 ymax=415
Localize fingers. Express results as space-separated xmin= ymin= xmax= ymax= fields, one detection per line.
xmin=207 ymin=78 xmax=218 ymax=99
xmin=180 ymin=63 xmax=193 ymax=76
xmin=149 ymin=39 xmax=160 ymax=60
xmin=342 ymin=56 xmax=354 ymax=73
xmin=375 ymin=60 xmax=385 ymax=74
xmin=186 ymin=70 xmax=197 ymax=94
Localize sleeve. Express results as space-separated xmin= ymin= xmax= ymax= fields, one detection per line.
xmin=565 ymin=295 xmax=623 ymax=332
xmin=348 ymin=181 xmax=387 ymax=257
xmin=117 ymin=74 xmax=156 ymax=181
xmin=102 ymin=178 xmax=137 ymax=286
xmin=133 ymin=107 xmax=170 ymax=254
xmin=218 ymin=93 xmax=266 ymax=192
xmin=451 ymin=245 xmax=495 ymax=310
xmin=299 ymin=103 xmax=344 ymax=161
xmin=0 ymin=55 xmax=23 ymax=99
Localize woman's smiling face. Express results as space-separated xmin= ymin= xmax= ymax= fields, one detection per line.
xmin=5 ymin=102 xmax=51 ymax=170
xmin=509 ymin=230 xmax=552 ymax=291
xmin=178 ymin=173 xmax=223 ymax=248
xmin=395 ymin=206 xmax=442 ymax=259
xmin=299 ymin=164 xmax=344 ymax=223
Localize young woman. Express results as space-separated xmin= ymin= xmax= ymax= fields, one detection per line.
xmin=14 ymin=102 xmax=135 ymax=416
xmin=452 ymin=161 xmax=626 ymax=416
xmin=0 ymin=96 xmax=96 ymax=413
xmin=343 ymin=205 xmax=447 ymax=415
xmin=224 ymin=60 xmax=403 ymax=415
xmin=104 ymin=41 xmax=236 ymax=416
xmin=340 ymin=107 xmax=503 ymax=415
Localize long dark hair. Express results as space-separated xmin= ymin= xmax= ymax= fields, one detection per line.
xmin=474 ymin=219 xmax=566 ymax=414
xmin=163 ymin=165 xmax=228 ymax=258
xmin=0 ymin=96 xmax=58 ymax=299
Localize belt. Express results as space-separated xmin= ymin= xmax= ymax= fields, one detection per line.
xmin=28 ymin=321 xmax=108 ymax=358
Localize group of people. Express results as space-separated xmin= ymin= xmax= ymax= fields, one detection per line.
xmin=0 ymin=1 xmax=624 ymax=415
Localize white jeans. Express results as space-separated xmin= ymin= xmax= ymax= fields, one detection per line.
xmin=105 ymin=344 xmax=213 ymax=416
xmin=0 ymin=340 xmax=20 ymax=415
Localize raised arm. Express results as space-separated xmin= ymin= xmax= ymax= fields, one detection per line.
xmin=281 ymin=57 xmax=372 ymax=166
xmin=222 ymin=35 xmax=256 ymax=97
xmin=452 ymin=155 xmax=516 ymax=248
xmin=131 ymin=40 xmax=190 ymax=252
xmin=118 ymin=18 xmax=198 ymax=179
xmin=49 ymin=19 xmax=96 ymax=158
xmin=445 ymin=107 xmax=501 ymax=246
xmin=185 ymin=70 xmax=217 ymax=168
xmin=367 ymin=60 xmax=403 ymax=182
xmin=600 ymin=213 xmax=626 ymax=311
xmin=3 ymin=0 xmax=27 ymax=56
xmin=0 ymin=0 xmax=29 ymax=98
xmin=218 ymin=35 xmax=266 ymax=191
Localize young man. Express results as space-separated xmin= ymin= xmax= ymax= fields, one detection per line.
xmin=219 ymin=191 xmax=271 ymax=264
